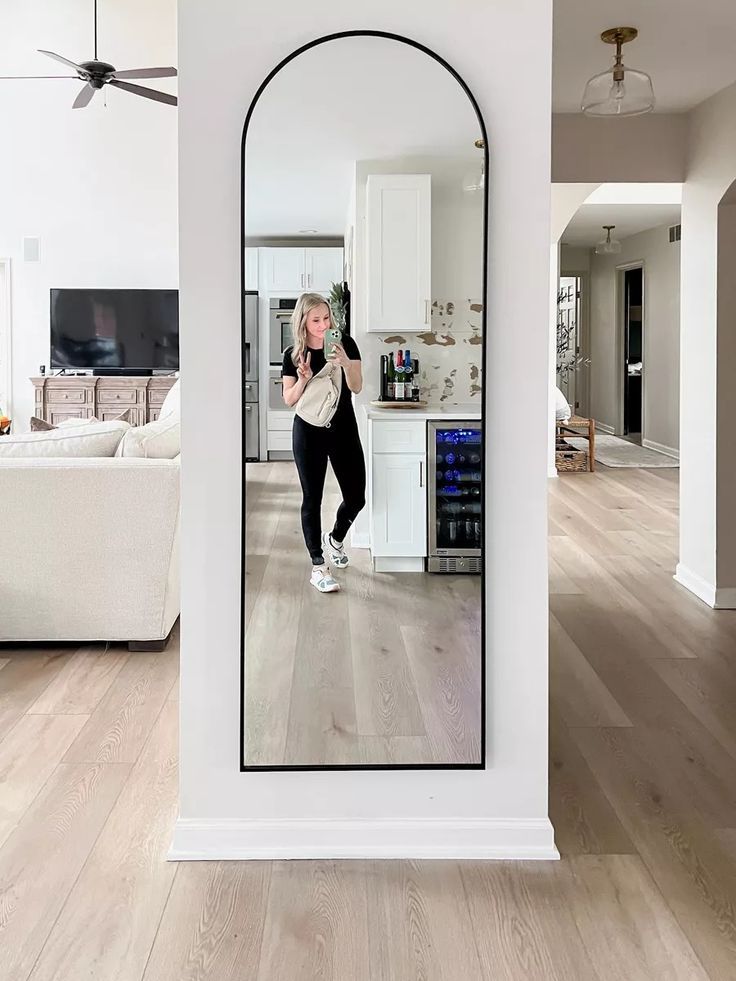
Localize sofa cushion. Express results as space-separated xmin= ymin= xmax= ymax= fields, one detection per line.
xmin=116 ymin=414 xmax=180 ymax=459
xmin=0 ymin=419 xmax=130 ymax=458
xmin=159 ymin=378 xmax=180 ymax=420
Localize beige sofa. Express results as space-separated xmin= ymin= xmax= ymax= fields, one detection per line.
xmin=0 ymin=456 xmax=180 ymax=646
xmin=0 ymin=380 xmax=181 ymax=647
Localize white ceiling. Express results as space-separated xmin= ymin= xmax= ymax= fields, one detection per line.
xmin=244 ymin=36 xmax=481 ymax=238
xmin=553 ymin=0 xmax=736 ymax=112
xmin=562 ymin=203 xmax=681 ymax=247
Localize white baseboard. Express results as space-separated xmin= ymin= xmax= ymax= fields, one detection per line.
xmin=675 ymin=564 xmax=736 ymax=609
xmin=642 ymin=438 xmax=679 ymax=460
xmin=674 ymin=564 xmax=716 ymax=607
xmin=168 ymin=817 xmax=559 ymax=862
xmin=373 ymin=556 xmax=424 ymax=573
xmin=594 ymin=420 xmax=615 ymax=435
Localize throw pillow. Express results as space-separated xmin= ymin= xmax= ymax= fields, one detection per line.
xmin=159 ymin=378 xmax=180 ymax=420
xmin=30 ymin=416 xmax=55 ymax=431
xmin=116 ymin=413 xmax=180 ymax=459
xmin=0 ymin=419 xmax=131 ymax=458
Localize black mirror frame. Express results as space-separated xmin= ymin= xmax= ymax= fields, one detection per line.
xmin=239 ymin=30 xmax=489 ymax=771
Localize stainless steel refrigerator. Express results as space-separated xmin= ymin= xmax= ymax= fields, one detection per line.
xmin=427 ymin=420 xmax=483 ymax=573
xmin=244 ymin=291 xmax=259 ymax=461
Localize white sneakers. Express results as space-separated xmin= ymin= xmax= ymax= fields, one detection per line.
xmin=321 ymin=531 xmax=349 ymax=568
xmin=310 ymin=565 xmax=340 ymax=593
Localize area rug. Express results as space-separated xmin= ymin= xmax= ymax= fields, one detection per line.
xmin=565 ymin=434 xmax=679 ymax=469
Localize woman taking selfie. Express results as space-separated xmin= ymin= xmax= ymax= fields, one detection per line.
xmin=282 ymin=292 xmax=365 ymax=593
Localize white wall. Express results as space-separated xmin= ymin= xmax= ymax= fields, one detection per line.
xmin=0 ymin=0 xmax=178 ymax=430
xmin=552 ymin=114 xmax=687 ymax=183
xmin=585 ymin=225 xmax=681 ymax=452
xmin=175 ymin=0 xmax=555 ymax=859
xmin=677 ymin=80 xmax=736 ymax=607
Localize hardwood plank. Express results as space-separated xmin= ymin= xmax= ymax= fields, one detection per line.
xmin=0 ymin=649 xmax=69 ymax=740
xmin=0 ymin=713 xmax=88 ymax=846
xmin=256 ymin=861 xmax=370 ymax=981
xmin=550 ymin=613 xmax=632 ymax=728
xmin=461 ymin=861 xmax=598 ymax=980
xmin=29 ymin=702 xmax=178 ymax=981
xmin=549 ymin=713 xmax=635 ymax=856
xmin=143 ymin=862 xmax=271 ymax=981
xmin=571 ymin=725 xmax=736 ymax=980
xmin=366 ymin=861 xmax=483 ymax=981
xmin=62 ymin=648 xmax=178 ymax=763
xmin=0 ymin=761 xmax=131 ymax=981
xmin=358 ymin=735 xmax=432 ymax=765
xmin=0 ymin=657 xmax=9 ymax=671
xmin=563 ymin=854 xmax=710 ymax=980
xmin=28 ymin=644 xmax=128 ymax=715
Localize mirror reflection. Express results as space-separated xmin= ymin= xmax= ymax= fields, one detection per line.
xmin=243 ymin=36 xmax=484 ymax=767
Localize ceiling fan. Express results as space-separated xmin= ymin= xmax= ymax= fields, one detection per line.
xmin=0 ymin=0 xmax=177 ymax=109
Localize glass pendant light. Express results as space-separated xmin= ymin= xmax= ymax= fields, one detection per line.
xmin=595 ymin=225 xmax=622 ymax=255
xmin=463 ymin=139 xmax=486 ymax=193
xmin=582 ymin=27 xmax=655 ymax=117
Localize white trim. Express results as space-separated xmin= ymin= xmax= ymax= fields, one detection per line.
xmin=674 ymin=563 xmax=716 ymax=607
xmin=594 ymin=419 xmax=615 ymax=435
xmin=373 ymin=556 xmax=424 ymax=573
xmin=168 ymin=817 xmax=560 ymax=861
xmin=642 ymin=438 xmax=679 ymax=460
xmin=0 ymin=258 xmax=12 ymax=419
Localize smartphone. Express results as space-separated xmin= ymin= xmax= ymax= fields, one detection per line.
xmin=324 ymin=325 xmax=342 ymax=359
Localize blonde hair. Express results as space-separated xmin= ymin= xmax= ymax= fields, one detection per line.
xmin=290 ymin=293 xmax=336 ymax=365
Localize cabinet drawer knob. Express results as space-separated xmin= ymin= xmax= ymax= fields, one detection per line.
xmin=64 ymin=394 xmax=68 ymax=399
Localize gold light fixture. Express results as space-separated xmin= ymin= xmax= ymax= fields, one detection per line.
xmin=595 ymin=225 xmax=622 ymax=255
xmin=582 ymin=27 xmax=655 ymax=117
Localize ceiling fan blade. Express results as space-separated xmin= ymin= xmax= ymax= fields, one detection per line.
xmin=108 ymin=79 xmax=177 ymax=106
xmin=113 ymin=67 xmax=177 ymax=80
xmin=72 ymin=84 xmax=96 ymax=109
xmin=38 ymin=49 xmax=84 ymax=73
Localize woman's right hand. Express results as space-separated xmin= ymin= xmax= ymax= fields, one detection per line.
xmin=296 ymin=351 xmax=313 ymax=382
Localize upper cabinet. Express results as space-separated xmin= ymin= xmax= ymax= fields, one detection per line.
xmin=366 ymin=174 xmax=431 ymax=333
xmin=244 ymin=248 xmax=259 ymax=291
xmin=259 ymin=247 xmax=343 ymax=295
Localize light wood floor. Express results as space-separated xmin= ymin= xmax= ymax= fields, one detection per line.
xmin=2 ymin=466 xmax=736 ymax=978
xmin=244 ymin=461 xmax=481 ymax=766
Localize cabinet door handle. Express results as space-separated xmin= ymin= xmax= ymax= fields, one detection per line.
xmin=307 ymin=273 xmax=312 ymax=288
xmin=419 ymin=461 xmax=424 ymax=487
xmin=425 ymin=300 xmax=429 ymax=324
xmin=245 ymin=405 xmax=252 ymax=412
xmin=301 ymin=273 xmax=304 ymax=288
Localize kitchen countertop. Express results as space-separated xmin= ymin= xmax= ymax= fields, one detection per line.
xmin=363 ymin=402 xmax=481 ymax=421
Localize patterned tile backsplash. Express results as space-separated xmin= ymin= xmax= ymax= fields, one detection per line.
xmin=377 ymin=298 xmax=483 ymax=403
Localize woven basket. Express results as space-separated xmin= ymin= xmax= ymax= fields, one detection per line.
xmin=556 ymin=438 xmax=588 ymax=473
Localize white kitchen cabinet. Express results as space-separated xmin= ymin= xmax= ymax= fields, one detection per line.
xmin=259 ymin=247 xmax=343 ymax=294
xmin=306 ymin=248 xmax=343 ymax=293
xmin=369 ymin=418 xmax=427 ymax=568
xmin=244 ymin=247 xmax=259 ymax=291
xmin=366 ymin=174 xmax=431 ymax=333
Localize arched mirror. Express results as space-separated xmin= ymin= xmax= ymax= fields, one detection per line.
xmin=241 ymin=33 xmax=486 ymax=769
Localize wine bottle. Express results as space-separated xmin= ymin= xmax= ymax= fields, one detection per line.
xmin=387 ymin=353 xmax=395 ymax=400
xmin=395 ymin=350 xmax=405 ymax=400
xmin=403 ymin=349 xmax=412 ymax=402
xmin=379 ymin=354 xmax=388 ymax=401
xmin=412 ymin=358 xmax=420 ymax=402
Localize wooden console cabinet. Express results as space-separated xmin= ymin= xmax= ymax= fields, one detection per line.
xmin=31 ymin=375 xmax=177 ymax=427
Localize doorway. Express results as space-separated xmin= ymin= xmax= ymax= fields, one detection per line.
xmin=622 ymin=265 xmax=643 ymax=442
xmin=0 ymin=259 xmax=12 ymax=421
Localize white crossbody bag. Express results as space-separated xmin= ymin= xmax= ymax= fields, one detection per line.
xmin=295 ymin=360 xmax=343 ymax=428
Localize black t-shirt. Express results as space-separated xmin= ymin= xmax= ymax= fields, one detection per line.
xmin=282 ymin=334 xmax=361 ymax=425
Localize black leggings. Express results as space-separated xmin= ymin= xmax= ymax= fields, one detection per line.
xmin=292 ymin=415 xmax=366 ymax=565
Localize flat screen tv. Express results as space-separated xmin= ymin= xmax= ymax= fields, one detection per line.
xmin=50 ymin=288 xmax=179 ymax=373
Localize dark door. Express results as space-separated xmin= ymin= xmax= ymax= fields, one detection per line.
xmin=623 ymin=267 xmax=643 ymax=439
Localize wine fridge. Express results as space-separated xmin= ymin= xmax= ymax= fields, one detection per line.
xmin=428 ymin=420 xmax=483 ymax=574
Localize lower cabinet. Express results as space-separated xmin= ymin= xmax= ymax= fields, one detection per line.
xmin=371 ymin=452 xmax=427 ymax=556
xmin=368 ymin=417 xmax=427 ymax=569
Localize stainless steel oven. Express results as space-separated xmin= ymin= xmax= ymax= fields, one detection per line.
xmin=269 ymin=297 xmax=297 ymax=364
xmin=428 ymin=420 xmax=483 ymax=574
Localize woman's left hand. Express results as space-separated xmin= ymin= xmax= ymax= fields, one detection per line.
xmin=328 ymin=342 xmax=351 ymax=369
